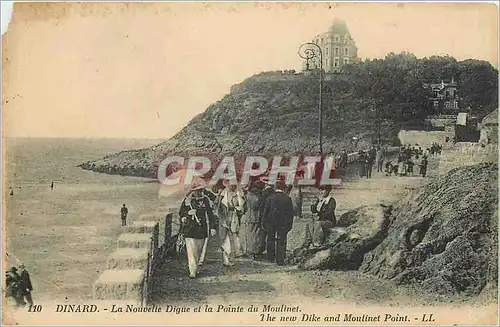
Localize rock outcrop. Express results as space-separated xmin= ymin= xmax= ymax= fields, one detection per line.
xmin=360 ymin=163 xmax=498 ymax=296
xmin=289 ymin=204 xmax=392 ymax=270
xmin=288 ymin=163 xmax=498 ymax=296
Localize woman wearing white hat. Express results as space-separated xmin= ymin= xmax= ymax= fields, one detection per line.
xmin=179 ymin=185 xmax=217 ymax=278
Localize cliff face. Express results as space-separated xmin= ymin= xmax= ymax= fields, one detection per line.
xmin=79 ymin=72 xmax=399 ymax=178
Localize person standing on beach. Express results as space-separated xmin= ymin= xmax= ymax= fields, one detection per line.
xmin=121 ymin=204 xmax=128 ymax=226
xmin=261 ymin=180 xmax=294 ymax=265
xmin=18 ymin=264 xmax=34 ymax=306
xmin=50 ymin=181 xmax=54 ymax=190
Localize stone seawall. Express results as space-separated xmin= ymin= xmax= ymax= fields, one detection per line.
xmin=398 ymin=130 xmax=454 ymax=147
xmin=438 ymin=143 xmax=498 ymax=175
xmin=92 ymin=212 xmax=174 ymax=305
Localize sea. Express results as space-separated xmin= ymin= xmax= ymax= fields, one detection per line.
xmin=3 ymin=137 xmax=173 ymax=301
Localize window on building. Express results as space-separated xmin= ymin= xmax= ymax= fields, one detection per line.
xmin=326 ymin=47 xmax=329 ymax=55
xmin=325 ymin=58 xmax=328 ymax=67
xmin=344 ymin=58 xmax=349 ymax=65
xmin=344 ymin=48 xmax=349 ymax=56
xmin=335 ymin=47 xmax=339 ymax=56
xmin=334 ymin=58 xmax=339 ymax=68
xmin=335 ymin=36 xmax=339 ymax=43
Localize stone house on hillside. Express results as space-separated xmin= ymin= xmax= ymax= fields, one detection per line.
xmin=422 ymin=78 xmax=460 ymax=112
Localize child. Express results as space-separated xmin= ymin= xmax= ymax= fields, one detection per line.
xmin=385 ymin=161 xmax=393 ymax=176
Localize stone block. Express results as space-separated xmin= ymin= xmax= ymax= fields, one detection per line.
xmin=106 ymin=248 xmax=149 ymax=269
xmin=127 ymin=221 xmax=158 ymax=234
xmin=138 ymin=213 xmax=164 ymax=221
xmin=117 ymin=233 xmax=152 ymax=249
xmin=93 ymin=269 xmax=145 ymax=301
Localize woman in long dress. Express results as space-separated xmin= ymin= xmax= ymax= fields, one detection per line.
xmin=243 ymin=182 xmax=265 ymax=260
xmin=215 ymin=183 xmax=247 ymax=266
xmin=289 ymin=185 xmax=303 ymax=219
xmin=179 ymin=186 xmax=217 ymax=278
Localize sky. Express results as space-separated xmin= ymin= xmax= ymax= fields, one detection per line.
xmin=2 ymin=2 xmax=498 ymax=139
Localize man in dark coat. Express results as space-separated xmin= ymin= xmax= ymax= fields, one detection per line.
xmin=310 ymin=185 xmax=337 ymax=247
xmin=179 ymin=186 xmax=217 ymax=278
xmin=257 ymin=177 xmax=275 ymax=254
xmin=338 ymin=148 xmax=349 ymax=178
xmin=6 ymin=267 xmax=23 ymax=306
xmin=18 ymin=264 xmax=34 ymax=306
xmin=120 ymin=204 xmax=128 ymax=226
xmin=261 ymin=181 xmax=294 ymax=265
xmin=420 ymin=156 xmax=429 ymax=177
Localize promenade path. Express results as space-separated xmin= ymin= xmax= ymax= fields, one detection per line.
xmin=149 ymin=163 xmax=448 ymax=308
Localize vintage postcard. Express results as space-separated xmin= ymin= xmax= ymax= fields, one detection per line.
xmin=2 ymin=1 xmax=499 ymax=326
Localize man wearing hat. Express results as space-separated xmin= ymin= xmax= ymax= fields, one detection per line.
xmin=121 ymin=204 xmax=128 ymax=226
xmin=6 ymin=267 xmax=23 ymax=306
xmin=179 ymin=184 xmax=217 ymax=278
xmin=261 ymin=178 xmax=294 ymax=265
xmin=257 ymin=176 xmax=275 ymax=255
xmin=18 ymin=264 xmax=34 ymax=306
xmin=310 ymin=185 xmax=337 ymax=247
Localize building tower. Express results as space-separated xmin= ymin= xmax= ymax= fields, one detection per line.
xmin=304 ymin=19 xmax=359 ymax=73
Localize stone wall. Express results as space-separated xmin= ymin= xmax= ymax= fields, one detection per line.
xmin=93 ymin=212 xmax=173 ymax=305
xmin=398 ymin=130 xmax=454 ymax=147
xmin=438 ymin=143 xmax=498 ymax=175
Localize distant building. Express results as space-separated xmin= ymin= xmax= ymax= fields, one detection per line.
xmin=303 ymin=19 xmax=359 ymax=73
xmin=479 ymin=108 xmax=498 ymax=145
xmin=423 ymin=78 xmax=460 ymax=111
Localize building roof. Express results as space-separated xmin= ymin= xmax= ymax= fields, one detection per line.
xmin=481 ymin=108 xmax=498 ymax=126
xmin=329 ymin=19 xmax=351 ymax=36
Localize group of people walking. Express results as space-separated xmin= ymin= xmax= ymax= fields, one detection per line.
xmin=178 ymin=174 xmax=340 ymax=278
xmin=384 ymin=144 xmax=429 ymax=177
xmin=178 ymin=177 xmax=294 ymax=278
xmin=358 ymin=145 xmax=387 ymax=178
xmin=5 ymin=264 xmax=34 ymax=307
